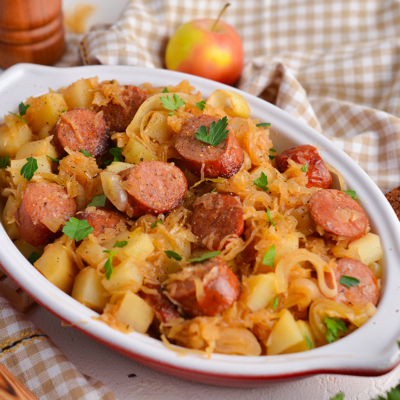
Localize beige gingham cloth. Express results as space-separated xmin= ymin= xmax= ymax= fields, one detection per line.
xmin=0 ymin=294 xmax=115 ymax=400
xmin=79 ymin=0 xmax=400 ymax=193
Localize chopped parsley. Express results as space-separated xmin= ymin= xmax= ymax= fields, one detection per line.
xmin=262 ymin=244 xmax=276 ymax=267
xmin=187 ymin=251 xmax=220 ymax=263
xmin=113 ymin=241 xmax=128 ymax=248
xmin=103 ymin=250 xmax=118 ymax=280
xmin=46 ymin=155 xmax=60 ymax=163
xmin=0 ymin=156 xmax=9 ymax=169
xmin=196 ymin=100 xmax=206 ymax=111
xmin=324 ymin=316 xmax=346 ymax=344
xmin=330 ymin=393 xmax=344 ymax=400
xmin=272 ymin=296 xmax=279 ymax=311
xmin=18 ymin=102 xmax=30 ymax=116
xmin=8 ymin=111 xmax=27 ymax=124
xmin=161 ymin=87 xmax=169 ymax=93
xmin=339 ymin=275 xmax=360 ymax=288
xmin=20 ymin=157 xmax=38 ymax=181
xmin=160 ymin=94 xmax=186 ymax=115
xmin=305 ymin=336 xmax=313 ymax=349
xmin=109 ymin=147 xmax=122 ymax=162
xmin=62 ymin=218 xmax=94 ymax=241
xmin=267 ymin=209 xmax=276 ymax=227
xmin=256 ymin=122 xmax=271 ymax=127
xmin=79 ymin=149 xmax=93 ymax=157
xmin=253 ymin=172 xmax=269 ymax=191
xmin=150 ymin=220 xmax=162 ymax=229
xmin=343 ymin=190 xmax=357 ymax=200
xmin=87 ymin=194 xmax=107 ymax=207
xmin=195 ymin=116 xmax=229 ymax=147
xmin=268 ymin=147 xmax=277 ymax=160
xmin=27 ymin=252 xmax=40 ymax=264
xmin=164 ymin=250 xmax=182 ymax=261
xmin=301 ymin=164 xmax=308 ymax=172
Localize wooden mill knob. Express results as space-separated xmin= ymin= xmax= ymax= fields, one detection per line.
xmin=0 ymin=0 xmax=65 ymax=69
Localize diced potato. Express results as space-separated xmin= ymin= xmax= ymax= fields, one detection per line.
xmin=240 ymin=273 xmax=277 ymax=311
xmin=266 ymin=309 xmax=304 ymax=355
xmin=25 ymin=92 xmax=68 ymax=133
xmin=283 ymin=320 xmax=315 ymax=353
xmin=101 ymin=258 xmax=143 ymax=294
xmin=72 ymin=267 xmax=110 ymax=313
xmin=34 ymin=242 xmax=79 ymax=294
xmin=368 ymin=261 xmax=382 ymax=279
xmin=13 ymin=238 xmax=42 ymax=260
xmin=37 ymin=125 xmax=52 ymax=140
xmin=110 ymin=290 xmax=154 ymax=333
xmin=1 ymin=195 xmax=20 ymax=240
xmin=62 ymin=78 xmax=96 ymax=109
xmin=122 ymin=138 xmax=158 ymax=164
xmin=105 ymin=162 xmax=133 ymax=174
xmin=142 ymin=111 xmax=173 ymax=143
xmin=0 ymin=115 xmax=33 ymax=157
xmin=76 ymin=240 xmax=108 ymax=267
xmin=348 ymin=233 xmax=383 ymax=266
xmin=9 ymin=155 xmax=52 ymax=185
xmin=15 ymin=137 xmax=58 ymax=160
xmin=275 ymin=233 xmax=299 ymax=263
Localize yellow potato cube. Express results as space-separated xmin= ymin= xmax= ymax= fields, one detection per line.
xmin=34 ymin=242 xmax=79 ymax=294
xmin=240 ymin=273 xmax=277 ymax=311
xmin=13 ymin=238 xmax=42 ymax=260
xmin=101 ymin=258 xmax=143 ymax=294
xmin=283 ymin=320 xmax=315 ymax=353
xmin=0 ymin=116 xmax=33 ymax=157
xmin=15 ymin=137 xmax=58 ymax=160
xmin=105 ymin=162 xmax=134 ymax=174
xmin=1 ymin=195 xmax=20 ymax=240
xmin=76 ymin=240 xmax=108 ymax=267
xmin=266 ymin=309 xmax=304 ymax=355
xmin=9 ymin=155 xmax=52 ymax=185
xmin=62 ymin=78 xmax=96 ymax=109
xmin=348 ymin=233 xmax=383 ymax=266
xmin=72 ymin=267 xmax=110 ymax=313
xmin=122 ymin=138 xmax=158 ymax=164
xmin=275 ymin=233 xmax=299 ymax=263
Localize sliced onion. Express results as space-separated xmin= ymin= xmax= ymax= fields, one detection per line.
xmin=100 ymin=171 xmax=128 ymax=212
xmin=206 ymin=90 xmax=251 ymax=118
xmin=325 ymin=163 xmax=348 ymax=191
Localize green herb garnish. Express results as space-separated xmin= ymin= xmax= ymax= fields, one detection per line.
xmin=324 ymin=316 xmax=346 ymax=344
xmin=301 ymin=164 xmax=308 ymax=172
xmin=196 ymin=100 xmax=206 ymax=111
xmin=27 ymin=252 xmax=40 ymax=265
xmin=0 ymin=156 xmax=9 ymax=169
xmin=46 ymin=155 xmax=60 ymax=163
xmin=267 ymin=209 xmax=276 ymax=227
xmin=160 ymin=94 xmax=186 ymax=115
xmin=305 ymin=336 xmax=314 ymax=349
xmin=272 ymin=296 xmax=279 ymax=311
xmin=330 ymin=392 xmax=344 ymax=400
xmin=18 ymin=102 xmax=30 ymax=116
xmin=164 ymin=250 xmax=182 ymax=261
xmin=113 ymin=241 xmax=128 ymax=248
xmin=62 ymin=218 xmax=94 ymax=241
xmin=195 ymin=116 xmax=229 ymax=147
xmin=161 ymin=87 xmax=169 ymax=93
xmin=262 ymin=244 xmax=276 ymax=267
xmin=109 ymin=147 xmax=122 ymax=162
xmin=87 ymin=194 xmax=107 ymax=207
xmin=79 ymin=149 xmax=93 ymax=157
xmin=150 ymin=220 xmax=162 ymax=229
xmin=8 ymin=112 xmax=27 ymax=124
xmin=253 ymin=172 xmax=269 ymax=191
xmin=256 ymin=123 xmax=271 ymax=127
xmin=339 ymin=275 xmax=360 ymax=288
xmin=343 ymin=190 xmax=357 ymax=200
xmin=103 ymin=250 xmax=118 ymax=280
xmin=188 ymin=251 xmax=220 ymax=263
xmin=20 ymin=157 xmax=38 ymax=181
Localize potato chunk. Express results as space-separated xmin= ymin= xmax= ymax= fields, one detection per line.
xmin=348 ymin=233 xmax=382 ymax=266
xmin=240 ymin=273 xmax=276 ymax=311
xmin=9 ymin=155 xmax=52 ymax=185
xmin=15 ymin=137 xmax=58 ymax=160
xmin=0 ymin=115 xmax=32 ymax=157
xmin=62 ymin=78 xmax=97 ymax=109
xmin=122 ymin=138 xmax=158 ymax=164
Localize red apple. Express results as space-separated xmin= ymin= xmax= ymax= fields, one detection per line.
xmin=165 ymin=5 xmax=243 ymax=86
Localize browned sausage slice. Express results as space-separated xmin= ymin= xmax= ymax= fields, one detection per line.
xmin=120 ymin=161 xmax=188 ymax=218
xmin=175 ymin=115 xmax=244 ymax=179
xmin=16 ymin=182 xmax=77 ymax=247
xmin=309 ymin=189 xmax=368 ymax=241
xmin=97 ymin=85 xmax=149 ymax=132
xmin=139 ymin=281 xmax=180 ymax=323
xmin=327 ymin=258 xmax=379 ymax=307
xmin=166 ymin=257 xmax=240 ymax=317
xmin=51 ymin=108 xmax=108 ymax=157
xmin=76 ymin=206 xmax=128 ymax=237
xmin=189 ymin=193 xmax=244 ymax=250
xmin=275 ymin=145 xmax=332 ymax=189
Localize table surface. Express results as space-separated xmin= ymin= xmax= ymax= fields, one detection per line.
xmin=2 ymin=0 xmax=400 ymax=398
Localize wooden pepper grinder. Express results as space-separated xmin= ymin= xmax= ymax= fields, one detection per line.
xmin=0 ymin=0 xmax=65 ymax=69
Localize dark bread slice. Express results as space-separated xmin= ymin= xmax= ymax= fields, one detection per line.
xmin=385 ymin=186 xmax=400 ymax=220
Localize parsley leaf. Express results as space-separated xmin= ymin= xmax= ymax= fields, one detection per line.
xmin=343 ymin=190 xmax=357 ymax=200
xmin=330 ymin=392 xmax=345 ymax=400
xmin=339 ymin=275 xmax=360 ymax=288
xmin=324 ymin=316 xmax=346 ymax=344
xmin=46 ymin=155 xmax=60 ymax=163
xmin=62 ymin=217 xmax=94 ymax=241
xmin=253 ymin=172 xmax=269 ymax=191
xmin=80 ymin=149 xmax=93 ymax=157
xmin=262 ymin=244 xmax=276 ymax=267
xmin=196 ymin=100 xmax=206 ymax=111
xmin=18 ymin=102 xmax=30 ymax=116
xmin=268 ymin=147 xmax=277 ymax=160
xmin=305 ymin=336 xmax=314 ymax=349
xmin=113 ymin=241 xmax=128 ymax=248
xmin=8 ymin=111 xmax=27 ymax=124
xmin=87 ymin=194 xmax=106 ymax=207
xmin=103 ymin=250 xmax=118 ymax=280
xmin=27 ymin=252 xmax=40 ymax=264
xmin=188 ymin=251 xmax=220 ymax=263
xmin=256 ymin=122 xmax=271 ymax=127
xmin=160 ymin=94 xmax=186 ymax=115
xmin=164 ymin=250 xmax=182 ymax=261
xmin=109 ymin=147 xmax=122 ymax=162
xmin=150 ymin=220 xmax=162 ymax=229
xmin=20 ymin=157 xmax=38 ymax=181
xmin=267 ymin=209 xmax=276 ymax=227
xmin=272 ymin=296 xmax=279 ymax=311
xmin=0 ymin=156 xmax=9 ymax=169
xmin=161 ymin=87 xmax=169 ymax=93
xmin=301 ymin=164 xmax=308 ymax=172
xmin=195 ymin=116 xmax=229 ymax=147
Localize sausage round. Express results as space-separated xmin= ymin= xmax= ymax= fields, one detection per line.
xmin=275 ymin=145 xmax=332 ymax=189
xmin=16 ymin=182 xmax=76 ymax=247
xmin=97 ymin=85 xmax=149 ymax=132
xmin=328 ymin=258 xmax=379 ymax=307
xmin=51 ymin=108 xmax=108 ymax=157
xmin=139 ymin=281 xmax=180 ymax=323
xmin=76 ymin=206 xmax=128 ymax=237
xmin=120 ymin=161 xmax=188 ymax=218
xmin=309 ymin=189 xmax=368 ymax=241
xmin=175 ymin=115 xmax=244 ymax=179
xmin=190 ymin=193 xmax=244 ymax=250
xmin=166 ymin=257 xmax=240 ymax=317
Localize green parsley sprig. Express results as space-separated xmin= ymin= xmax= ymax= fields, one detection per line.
xmin=0 ymin=156 xmax=9 ymax=169
xmin=196 ymin=100 xmax=206 ymax=111
xmin=256 ymin=123 xmax=271 ymax=127
xmin=62 ymin=218 xmax=94 ymax=241
xmin=80 ymin=149 xmax=93 ymax=157
xmin=339 ymin=275 xmax=360 ymax=288
xmin=188 ymin=251 xmax=220 ymax=263
xmin=87 ymin=194 xmax=106 ymax=207
xmin=267 ymin=209 xmax=276 ymax=227
xmin=262 ymin=244 xmax=276 ymax=267
xmin=103 ymin=250 xmax=118 ymax=280
xmin=150 ymin=220 xmax=162 ymax=229
xmin=195 ymin=116 xmax=229 ymax=147
xmin=164 ymin=250 xmax=182 ymax=261
xmin=343 ymin=190 xmax=357 ymax=200
xmin=253 ymin=172 xmax=269 ymax=191
xmin=324 ymin=316 xmax=346 ymax=343
xmin=114 ymin=241 xmax=128 ymax=248
xmin=160 ymin=94 xmax=186 ymax=115
xmin=28 ymin=252 xmax=40 ymax=265
xmin=46 ymin=155 xmax=60 ymax=163
xmin=301 ymin=164 xmax=308 ymax=172
xmin=20 ymin=157 xmax=38 ymax=181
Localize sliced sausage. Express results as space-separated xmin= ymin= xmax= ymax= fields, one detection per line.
xmin=175 ymin=115 xmax=244 ymax=179
xmin=96 ymin=85 xmax=149 ymax=132
xmin=327 ymin=258 xmax=379 ymax=307
xmin=51 ymin=108 xmax=108 ymax=157
xmin=139 ymin=281 xmax=180 ymax=323
xmin=189 ymin=193 xmax=244 ymax=250
xmin=120 ymin=161 xmax=188 ymax=218
xmin=309 ymin=189 xmax=369 ymax=241
xmin=76 ymin=206 xmax=128 ymax=237
xmin=166 ymin=257 xmax=240 ymax=317
xmin=275 ymin=144 xmax=332 ymax=189
xmin=16 ymin=182 xmax=76 ymax=247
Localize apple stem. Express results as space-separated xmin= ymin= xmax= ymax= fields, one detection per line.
xmin=211 ymin=3 xmax=230 ymax=31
